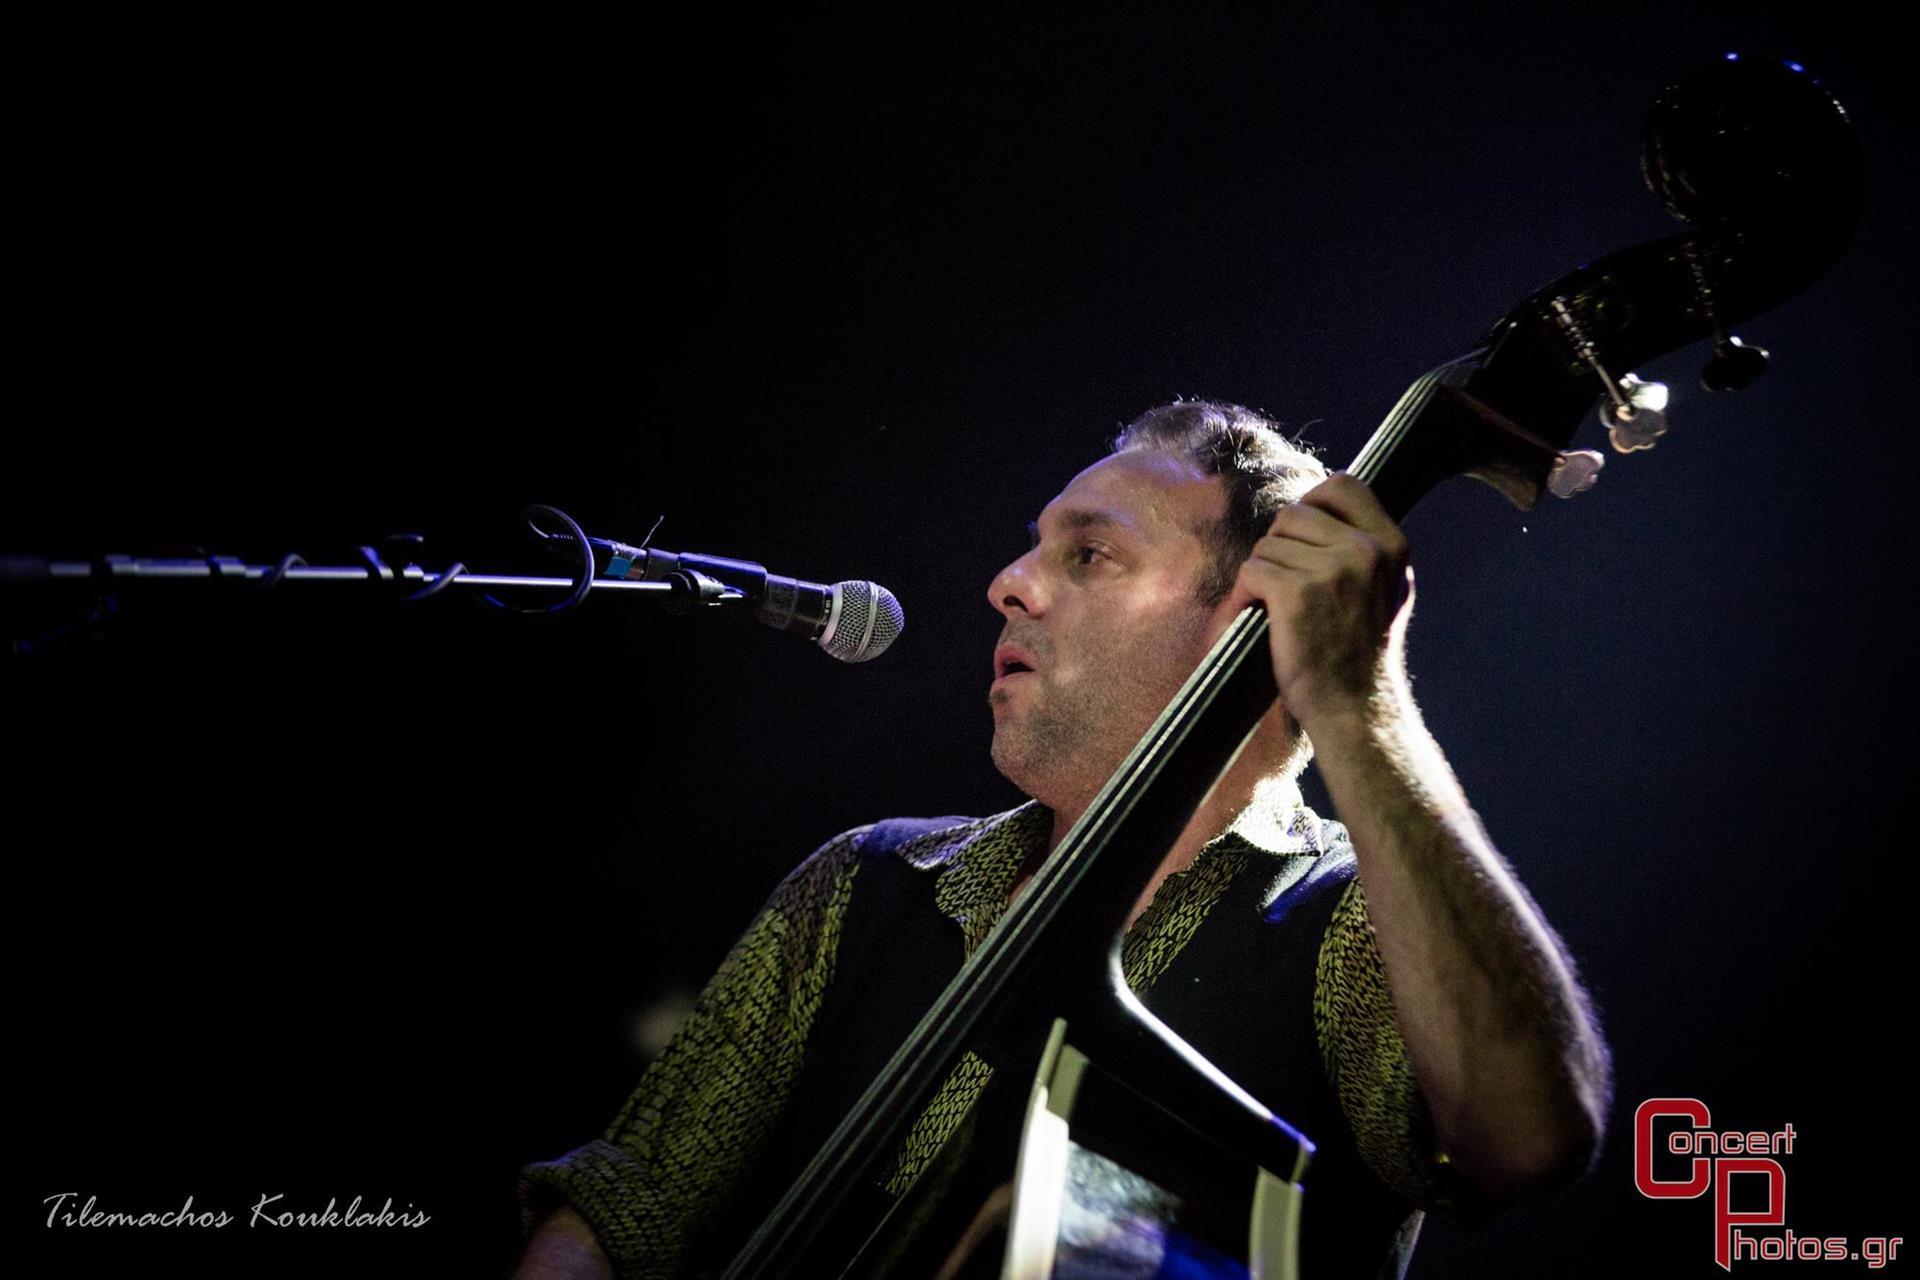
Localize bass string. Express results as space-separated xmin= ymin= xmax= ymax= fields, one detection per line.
xmin=1350 ymin=365 xmax=1445 ymax=487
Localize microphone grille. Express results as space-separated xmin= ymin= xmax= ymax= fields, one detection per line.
xmin=820 ymin=580 xmax=905 ymax=662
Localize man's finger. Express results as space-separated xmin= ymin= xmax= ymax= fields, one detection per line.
xmin=1264 ymin=501 xmax=1349 ymax=547
xmin=1221 ymin=549 xmax=1317 ymax=613
xmin=1255 ymin=531 xmax=1345 ymax=568
xmin=1296 ymin=473 xmax=1404 ymax=547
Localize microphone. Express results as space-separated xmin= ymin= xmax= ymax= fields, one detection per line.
xmin=612 ymin=543 xmax=904 ymax=662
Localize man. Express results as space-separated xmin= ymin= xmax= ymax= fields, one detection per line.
xmin=516 ymin=401 xmax=1613 ymax=1278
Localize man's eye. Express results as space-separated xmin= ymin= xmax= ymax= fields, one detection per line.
xmin=1073 ymin=544 xmax=1107 ymax=566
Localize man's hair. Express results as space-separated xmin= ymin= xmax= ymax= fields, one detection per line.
xmin=1111 ymin=400 xmax=1328 ymax=607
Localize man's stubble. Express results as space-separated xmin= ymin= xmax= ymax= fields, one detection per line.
xmin=990 ymin=601 xmax=1217 ymax=816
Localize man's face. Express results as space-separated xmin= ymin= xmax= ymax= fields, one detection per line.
xmin=986 ymin=449 xmax=1231 ymax=812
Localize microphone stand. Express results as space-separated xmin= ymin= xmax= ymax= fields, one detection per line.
xmin=3 ymin=505 xmax=745 ymax=657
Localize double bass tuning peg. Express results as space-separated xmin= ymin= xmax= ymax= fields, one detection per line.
xmin=1548 ymin=449 xmax=1605 ymax=499
xmin=1679 ymin=239 xmax=1771 ymax=392
xmin=1602 ymin=373 xmax=1669 ymax=453
xmin=1548 ymin=296 xmax=1674 ymax=458
xmin=1701 ymin=335 xmax=1770 ymax=391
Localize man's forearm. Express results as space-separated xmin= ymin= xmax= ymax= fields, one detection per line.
xmin=1305 ymin=684 xmax=1611 ymax=1200
xmin=514 ymin=1206 xmax=614 ymax=1280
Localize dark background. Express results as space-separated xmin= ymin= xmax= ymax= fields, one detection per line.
xmin=9 ymin=4 xmax=1911 ymax=1276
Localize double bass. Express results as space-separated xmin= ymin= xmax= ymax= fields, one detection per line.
xmin=721 ymin=55 xmax=1861 ymax=1279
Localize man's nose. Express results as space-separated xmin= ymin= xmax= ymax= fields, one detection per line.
xmin=987 ymin=550 xmax=1042 ymax=618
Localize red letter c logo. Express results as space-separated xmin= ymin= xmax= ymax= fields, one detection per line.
xmin=1636 ymin=1098 xmax=1712 ymax=1198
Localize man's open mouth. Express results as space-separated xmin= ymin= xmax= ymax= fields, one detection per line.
xmin=993 ymin=645 xmax=1039 ymax=680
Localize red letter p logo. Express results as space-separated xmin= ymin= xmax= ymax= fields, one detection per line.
xmin=1713 ymin=1158 xmax=1786 ymax=1271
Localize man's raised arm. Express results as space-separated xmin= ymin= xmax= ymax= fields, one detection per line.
xmin=1229 ymin=474 xmax=1613 ymax=1203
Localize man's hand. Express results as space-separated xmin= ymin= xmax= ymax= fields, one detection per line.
xmin=1222 ymin=473 xmax=1413 ymax=735
xmin=1225 ymin=471 xmax=1611 ymax=1206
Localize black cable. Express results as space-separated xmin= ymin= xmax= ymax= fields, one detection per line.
xmin=399 ymin=560 xmax=467 ymax=603
xmin=474 ymin=504 xmax=595 ymax=616
xmin=258 ymin=552 xmax=307 ymax=590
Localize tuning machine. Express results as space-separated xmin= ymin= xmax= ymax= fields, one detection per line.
xmin=1601 ymin=373 xmax=1669 ymax=452
xmin=1548 ymin=449 xmax=1606 ymax=499
xmin=1681 ymin=239 xmax=1772 ymax=392
xmin=1549 ymin=296 xmax=1674 ymax=458
xmin=1701 ymin=335 xmax=1770 ymax=391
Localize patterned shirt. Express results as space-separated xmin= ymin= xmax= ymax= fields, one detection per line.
xmin=519 ymin=796 xmax=1453 ymax=1278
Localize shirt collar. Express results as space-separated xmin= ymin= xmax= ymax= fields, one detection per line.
xmin=924 ymin=784 xmax=1328 ymax=949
